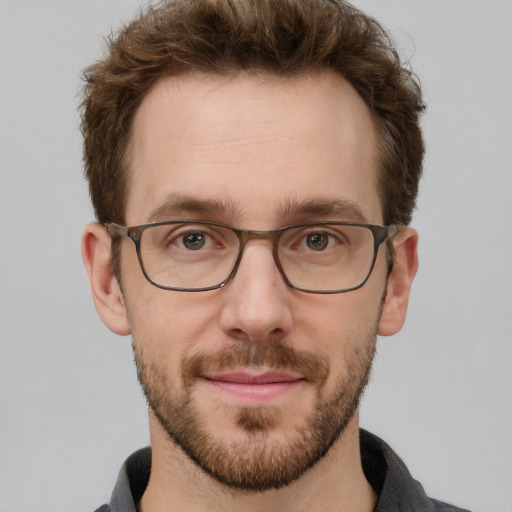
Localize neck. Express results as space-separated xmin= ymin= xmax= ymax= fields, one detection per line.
xmin=139 ymin=412 xmax=377 ymax=512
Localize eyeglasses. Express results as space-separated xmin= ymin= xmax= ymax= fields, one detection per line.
xmin=107 ymin=220 xmax=398 ymax=294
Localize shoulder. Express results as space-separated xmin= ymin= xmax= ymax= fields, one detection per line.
xmin=92 ymin=447 xmax=151 ymax=512
xmin=431 ymin=499 xmax=471 ymax=511
xmin=360 ymin=430 xmax=471 ymax=512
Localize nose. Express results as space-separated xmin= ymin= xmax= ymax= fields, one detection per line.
xmin=219 ymin=240 xmax=293 ymax=344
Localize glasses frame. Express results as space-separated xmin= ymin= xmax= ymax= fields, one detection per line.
xmin=107 ymin=220 xmax=399 ymax=294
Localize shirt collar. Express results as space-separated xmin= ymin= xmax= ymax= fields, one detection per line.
xmin=107 ymin=430 xmax=455 ymax=512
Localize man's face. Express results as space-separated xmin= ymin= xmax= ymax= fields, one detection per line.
xmin=120 ymin=72 xmax=388 ymax=490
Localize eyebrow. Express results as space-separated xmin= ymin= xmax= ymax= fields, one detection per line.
xmin=147 ymin=193 xmax=367 ymax=224
xmin=147 ymin=194 xmax=242 ymax=222
xmin=277 ymin=197 xmax=368 ymax=223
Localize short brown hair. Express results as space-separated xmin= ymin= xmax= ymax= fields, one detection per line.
xmin=81 ymin=0 xmax=425 ymax=227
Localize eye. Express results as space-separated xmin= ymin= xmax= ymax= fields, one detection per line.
xmin=181 ymin=232 xmax=207 ymax=250
xmin=305 ymin=232 xmax=330 ymax=251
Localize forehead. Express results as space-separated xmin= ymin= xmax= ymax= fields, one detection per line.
xmin=125 ymin=71 xmax=381 ymax=227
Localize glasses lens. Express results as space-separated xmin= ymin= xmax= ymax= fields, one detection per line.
xmin=278 ymin=224 xmax=376 ymax=292
xmin=139 ymin=223 xmax=240 ymax=289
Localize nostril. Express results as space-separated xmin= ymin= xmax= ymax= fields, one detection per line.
xmin=227 ymin=328 xmax=251 ymax=342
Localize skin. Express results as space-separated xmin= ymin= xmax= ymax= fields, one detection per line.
xmin=82 ymin=71 xmax=418 ymax=512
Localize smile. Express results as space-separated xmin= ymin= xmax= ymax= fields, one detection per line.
xmin=203 ymin=371 xmax=306 ymax=403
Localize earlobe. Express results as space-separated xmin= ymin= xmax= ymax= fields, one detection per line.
xmin=81 ymin=222 xmax=131 ymax=336
xmin=378 ymin=227 xmax=419 ymax=337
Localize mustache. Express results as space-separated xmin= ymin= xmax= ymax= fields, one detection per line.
xmin=181 ymin=339 xmax=330 ymax=387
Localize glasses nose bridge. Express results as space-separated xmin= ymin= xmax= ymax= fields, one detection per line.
xmin=235 ymin=227 xmax=282 ymax=273
xmin=238 ymin=227 xmax=280 ymax=247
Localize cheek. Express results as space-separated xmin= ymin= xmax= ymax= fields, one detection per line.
xmin=294 ymin=287 xmax=382 ymax=344
xmin=291 ymin=287 xmax=383 ymax=383
xmin=123 ymin=267 xmax=227 ymax=363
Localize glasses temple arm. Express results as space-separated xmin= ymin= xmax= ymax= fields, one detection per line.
xmin=106 ymin=223 xmax=129 ymax=239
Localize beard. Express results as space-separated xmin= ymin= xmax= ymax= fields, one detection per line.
xmin=133 ymin=325 xmax=377 ymax=492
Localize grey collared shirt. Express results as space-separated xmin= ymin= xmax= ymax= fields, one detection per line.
xmin=94 ymin=430 xmax=471 ymax=512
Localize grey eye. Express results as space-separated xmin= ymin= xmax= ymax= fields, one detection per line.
xmin=182 ymin=232 xmax=206 ymax=250
xmin=306 ymin=233 xmax=329 ymax=250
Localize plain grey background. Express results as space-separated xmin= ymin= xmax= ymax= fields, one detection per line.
xmin=1 ymin=1 xmax=511 ymax=511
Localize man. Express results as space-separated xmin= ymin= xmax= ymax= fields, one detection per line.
xmin=80 ymin=1 xmax=469 ymax=510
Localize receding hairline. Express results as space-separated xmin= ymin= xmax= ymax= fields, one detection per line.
xmin=123 ymin=69 xmax=381 ymax=192
xmin=80 ymin=0 xmax=424 ymax=228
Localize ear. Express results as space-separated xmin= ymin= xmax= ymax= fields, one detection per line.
xmin=81 ymin=222 xmax=130 ymax=336
xmin=378 ymin=227 xmax=418 ymax=336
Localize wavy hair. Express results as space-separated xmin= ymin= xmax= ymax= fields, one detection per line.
xmin=81 ymin=0 xmax=425 ymax=227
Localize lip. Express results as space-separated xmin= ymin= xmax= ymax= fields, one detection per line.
xmin=203 ymin=370 xmax=306 ymax=402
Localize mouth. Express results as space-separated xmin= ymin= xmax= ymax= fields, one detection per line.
xmin=202 ymin=370 xmax=306 ymax=403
